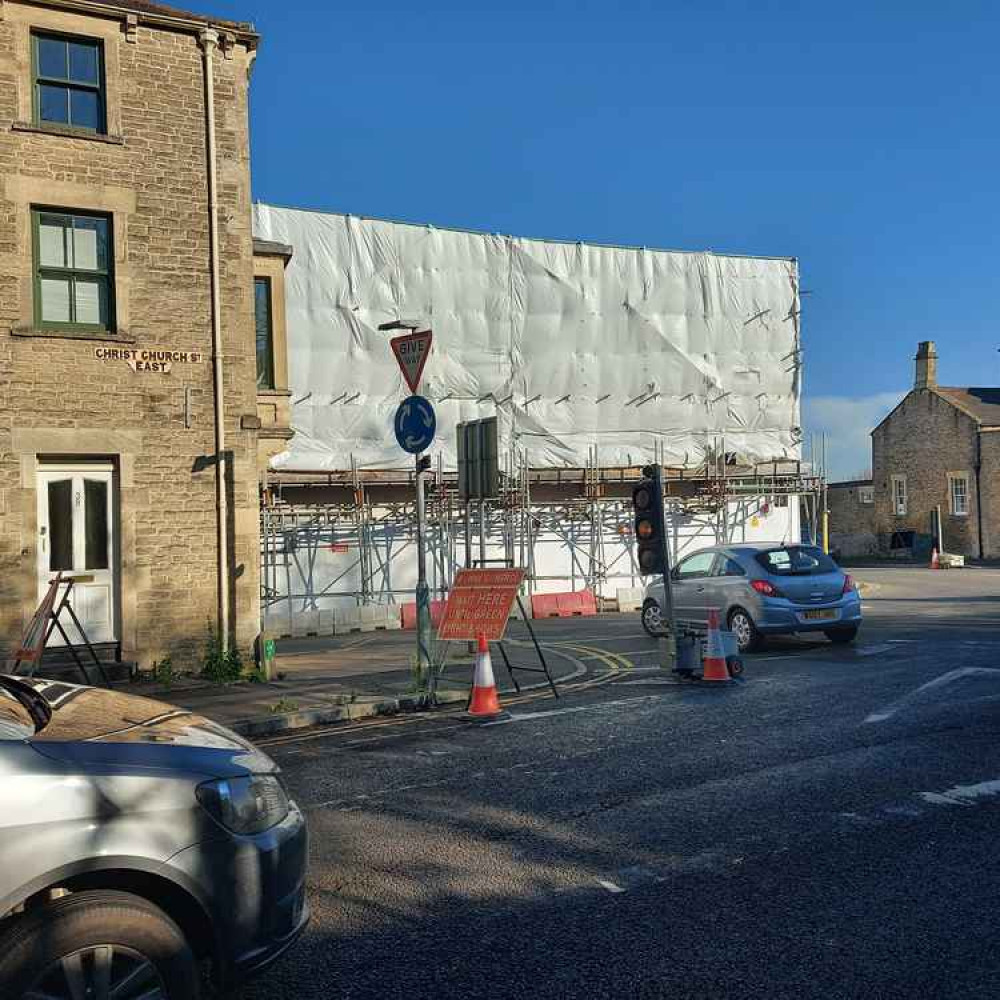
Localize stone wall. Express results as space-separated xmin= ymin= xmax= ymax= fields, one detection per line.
xmin=872 ymin=389 xmax=980 ymax=558
xmin=0 ymin=2 xmax=260 ymax=669
xmin=827 ymin=481 xmax=877 ymax=558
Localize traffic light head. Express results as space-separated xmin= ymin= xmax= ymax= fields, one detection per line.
xmin=632 ymin=477 xmax=666 ymax=576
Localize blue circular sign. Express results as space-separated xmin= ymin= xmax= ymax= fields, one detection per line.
xmin=394 ymin=395 xmax=436 ymax=454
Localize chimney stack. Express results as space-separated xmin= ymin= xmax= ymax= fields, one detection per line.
xmin=914 ymin=341 xmax=938 ymax=390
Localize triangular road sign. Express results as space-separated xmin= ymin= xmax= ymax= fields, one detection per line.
xmin=390 ymin=329 xmax=433 ymax=394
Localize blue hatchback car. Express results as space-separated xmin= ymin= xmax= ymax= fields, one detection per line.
xmin=641 ymin=542 xmax=863 ymax=653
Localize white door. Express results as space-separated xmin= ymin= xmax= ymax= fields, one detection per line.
xmin=36 ymin=464 xmax=117 ymax=645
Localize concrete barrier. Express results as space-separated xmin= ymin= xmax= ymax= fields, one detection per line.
xmin=290 ymin=610 xmax=320 ymax=637
xmin=334 ymin=603 xmax=402 ymax=634
xmin=616 ymin=587 xmax=644 ymax=612
xmin=262 ymin=610 xmax=293 ymax=638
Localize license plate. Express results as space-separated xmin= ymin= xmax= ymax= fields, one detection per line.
xmin=802 ymin=609 xmax=837 ymax=621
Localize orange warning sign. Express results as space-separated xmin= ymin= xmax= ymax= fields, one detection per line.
xmin=438 ymin=568 xmax=525 ymax=641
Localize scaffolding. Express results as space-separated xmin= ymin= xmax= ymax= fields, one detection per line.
xmin=260 ymin=448 xmax=823 ymax=618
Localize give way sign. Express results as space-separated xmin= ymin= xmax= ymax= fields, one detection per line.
xmin=390 ymin=329 xmax=433 ymax=394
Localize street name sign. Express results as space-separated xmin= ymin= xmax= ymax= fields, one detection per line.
xmin=438 ymin=568 xmax=526 ymax=641
xmin=390 ymin=329 xmax=433 ymax=393
xmin=394 ymin=395 xmax=436 ymax=454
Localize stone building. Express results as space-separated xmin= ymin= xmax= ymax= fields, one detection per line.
xmin=0 ymin=0 xmax=285 ymax=670
xmin=872 ymin=341 xmax=1000 ymax=559
xmin=827 ymin=479 xmax=876 ymax=558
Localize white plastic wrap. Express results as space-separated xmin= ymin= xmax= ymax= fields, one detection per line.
xmin=253 ymin=204 xmax=802 ymax=472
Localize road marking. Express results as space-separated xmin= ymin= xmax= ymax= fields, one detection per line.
xmin=615 ymin=677 xmax=684 ymax=687
xmin=855 ymin=643 xmax=895 ymax=657
xmin=864 ymin=666 xmax=1000 ymax=723
xmin=485 ymin=693 xmax=683 ymax=725
xmin=920 ymin=777 xmax=1000 ymax=807
xmin=596 ymin=880 xmax=625 ymax=894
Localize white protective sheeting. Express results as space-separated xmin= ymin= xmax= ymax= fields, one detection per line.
xmin=253 ymin=204 xmax=802 ymax=472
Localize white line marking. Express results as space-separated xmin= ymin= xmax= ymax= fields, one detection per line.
xmin=920 ymin=778 xmax=1000 ymax=807
xmin=596 ymin=880 xmax=626 ymax=894
xmin=616 ymin=678 xmax=684 ymax=687
xmin=864 ymin=667 xmax=1000 ymax=723
xmin=485 ymin=694 xmax=670 ymax=725
xmin=855 ymin=643 xmax=894 ymax=657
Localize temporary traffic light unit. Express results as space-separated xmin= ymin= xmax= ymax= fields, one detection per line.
xmin=632 ymin=473 xmax=666 ymax=576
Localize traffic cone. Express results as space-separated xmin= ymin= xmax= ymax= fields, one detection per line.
xmin=468 ymin=634 xmax=504 ymax=718
xmin=930 ymin=547 xmax=940 ymax=570
xmin=701 ymin=609 xmax=731 ymax=683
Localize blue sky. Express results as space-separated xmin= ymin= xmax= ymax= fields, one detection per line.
xmin=200 ymin=0 xmax=1000 ymax=478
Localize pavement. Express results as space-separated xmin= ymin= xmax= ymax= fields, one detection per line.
xmin=127 ymin=620 xmax=596 ymax=736
xmin=124 ymin=564 xmax=983 ymax=735
xmin=229 ymin=563 xmax=1000 ymax=999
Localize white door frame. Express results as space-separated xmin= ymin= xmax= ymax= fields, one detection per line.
xmin=36 ymin=460 xmax=119 ymax=646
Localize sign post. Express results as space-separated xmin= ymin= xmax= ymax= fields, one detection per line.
xmin=652 ymin=464 xmax=679 ymax=671
xmin=381 ymin=321 xmax=437 ymax=699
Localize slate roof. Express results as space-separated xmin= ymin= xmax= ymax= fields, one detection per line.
xmin=78 ymin=1 xmax=255 ymax=35
xmin=935 ymin=387 xmax=1000 ymax=428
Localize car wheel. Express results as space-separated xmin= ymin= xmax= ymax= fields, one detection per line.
xmin=0 ymin=890 xmax=200 ymax=1000
xmin=825 ymin=625 xmax=859 ymax=644
xmin=641 ymin=599 xmax=665 ymax=637
xmin=728 ymin=608 xmax=762 ymax=654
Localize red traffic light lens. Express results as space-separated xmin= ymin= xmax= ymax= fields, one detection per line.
xmin=636 ymin=519 xmax=655 ymax=540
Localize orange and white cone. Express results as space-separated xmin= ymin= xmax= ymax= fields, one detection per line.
xmin=468 ymin=633 xmax=504 ymax=718
xmin=701 ymin=609 xmax=731 ymax=683
xmin=930 ymin=547 xmax=940 ymax=570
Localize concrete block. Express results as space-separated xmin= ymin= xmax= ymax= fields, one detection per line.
xmin=263 ymin=610 xmax=294 ymax=637
xmin=318 ymin=609 xmax=335 ymax=635
xmin=333 ymin=606 xmax=362 ymax=635
xmin=617 ymin=587 xmax=644 ymax=613
xmin=291 ymin=610 xmax=320 ymax=637
xmin=335 ymin=603 xmax=401 ymax=633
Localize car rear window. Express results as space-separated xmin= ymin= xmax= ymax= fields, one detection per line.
xmin=755 ymin=546 xmax=838 ymax=576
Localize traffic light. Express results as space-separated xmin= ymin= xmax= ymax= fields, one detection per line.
xmin=632 ymin=472 xmax=666 ymax=576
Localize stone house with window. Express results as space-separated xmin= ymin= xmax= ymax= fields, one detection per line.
xmin=871 ymin=341 xmax=1000 ymax=559
xmin=0 ymin=0 xmax=291 ymax=672
xmin=827 ymin=479 xmax=876 ymax=558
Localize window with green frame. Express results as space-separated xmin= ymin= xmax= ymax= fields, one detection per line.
xmin=33 ymin=209 xmax=114 ymax=331
xmin=255 ymin=277 xmax=276 ymax=389
xmin=33 ymin=31 xmax=105 ymax=132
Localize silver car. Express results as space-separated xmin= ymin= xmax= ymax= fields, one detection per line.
xmin=641 ymin=542 xmax=862 ymax=653
xmin=0 ymin=675 xmax=308 ymax=999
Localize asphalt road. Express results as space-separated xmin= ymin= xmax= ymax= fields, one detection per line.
xmin=242 ymin=566 xmax=1000 ymax=999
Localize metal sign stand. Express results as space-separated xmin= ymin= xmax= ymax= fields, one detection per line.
xmin=473 ymin=558 xmax=559 ymax=700
xmin=494 ymin=594 xmax=559 ymax=699
xmin=8 ymin=573 xmax=111 ymax=687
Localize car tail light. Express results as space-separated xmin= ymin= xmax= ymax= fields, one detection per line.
xmin=842 ymin=574 xmax=856 ymax=594
xmin=751 ymin=579 xmax=783 ymax=598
